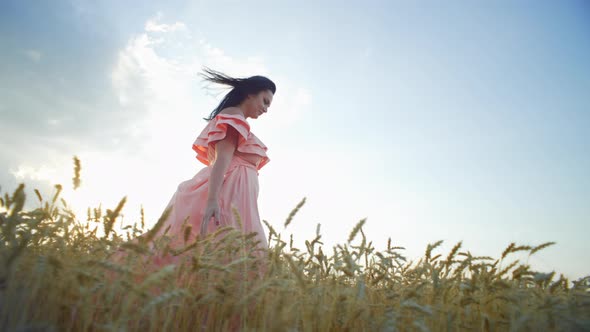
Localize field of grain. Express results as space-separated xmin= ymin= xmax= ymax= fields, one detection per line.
xmin=1 ymin=160 xmax=589 ymax=331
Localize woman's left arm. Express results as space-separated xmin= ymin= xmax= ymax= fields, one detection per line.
xmin=200 ymin=127 xmax=238 ymax=235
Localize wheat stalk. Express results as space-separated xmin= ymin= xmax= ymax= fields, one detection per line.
xmin=284 ymin=197 xmax=306 ymax=228
xmin=348 ymin=218 xmax=366 ymax=243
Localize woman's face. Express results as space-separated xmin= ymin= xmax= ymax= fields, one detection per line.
xmin=243 ymin=89 xmax=274 ymax=119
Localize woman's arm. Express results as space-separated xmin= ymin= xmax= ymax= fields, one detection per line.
xmin=200 ymin=127 xmax=238 ymax=235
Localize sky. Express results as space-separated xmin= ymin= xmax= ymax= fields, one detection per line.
xmin=0 ymin=0 xmax=588 ymax=280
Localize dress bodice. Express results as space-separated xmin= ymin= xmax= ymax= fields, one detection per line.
xmin=192 ymin=113 xmax=270 ymax=170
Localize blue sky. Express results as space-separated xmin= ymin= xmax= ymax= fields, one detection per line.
xmin=1 ymin=1 xmax=588 ymax=279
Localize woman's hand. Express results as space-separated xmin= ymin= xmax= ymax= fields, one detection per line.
xmin=201 ymin=200 xmax=220 ymax=236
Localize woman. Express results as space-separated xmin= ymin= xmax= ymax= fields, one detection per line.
xmin=118 ymin=68 xmax=276 ymax=268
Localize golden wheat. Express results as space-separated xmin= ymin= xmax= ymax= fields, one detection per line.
xmin=0 ymin=159 xmax=588 ymax=331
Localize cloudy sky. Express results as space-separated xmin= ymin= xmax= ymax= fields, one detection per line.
xmin=1 ymin=1 xmax=588 ymax=279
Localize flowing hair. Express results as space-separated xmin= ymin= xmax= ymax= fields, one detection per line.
xmin=200 ymin=67 xmax=277 ymax=121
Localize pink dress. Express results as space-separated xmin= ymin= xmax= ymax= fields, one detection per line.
xmin=130 ymin=113 xmax=270 ymax=267
xmin=106 ymin=114 xmax=268 ymax=330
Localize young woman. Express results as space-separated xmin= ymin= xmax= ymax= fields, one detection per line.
xmin=116 ymin=68 xmax=276 ymax=268
xmin=106 ymin=70 xmax=275 ymax=331
xmin=160 ymin=68 xmax=275 ymax=263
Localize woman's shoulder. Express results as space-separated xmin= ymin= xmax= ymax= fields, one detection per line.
xmin=217 ymin=107 xmax=245 ymax=117
xmin=206 ymin=108 xmax=250 ymax=137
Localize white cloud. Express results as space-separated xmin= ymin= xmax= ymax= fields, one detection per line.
xmin=12 ymin=164 xmax=54 ymax=182
xmin=145 ymin=20 xmax=186 ymax=32
xmin=24 ymin=49 xmax=41 ymax=62
xmin=198 ymin=40 xmax=269 ymax=78
xmin=145 ymin=13 xmax=186 ymax=32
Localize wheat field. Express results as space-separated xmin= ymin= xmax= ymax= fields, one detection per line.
xmin=0 ymin=159 xmax=589 ymax=331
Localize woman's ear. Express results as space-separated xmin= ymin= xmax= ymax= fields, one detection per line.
xmin=246 ymin=94 xmax=257 ymax=104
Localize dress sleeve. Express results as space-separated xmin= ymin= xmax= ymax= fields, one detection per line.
xmin=192 ymin=114 xmax=250 ymax=165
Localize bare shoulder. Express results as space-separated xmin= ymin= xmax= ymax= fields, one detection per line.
xmin=218 ymin=107 xmax=244 ymax=116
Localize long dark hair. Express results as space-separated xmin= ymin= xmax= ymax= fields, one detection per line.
xmin=200 ymin=67 xmax=277 ymax=121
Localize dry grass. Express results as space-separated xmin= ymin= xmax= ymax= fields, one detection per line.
xmin=0 ymin=159 xmax=589 ymax=331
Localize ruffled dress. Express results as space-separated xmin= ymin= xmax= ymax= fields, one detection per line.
xmin=104 ymin=114 xmax=268 ymax=331
xmin=129 ymin=113 xmax=270 ymax=267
